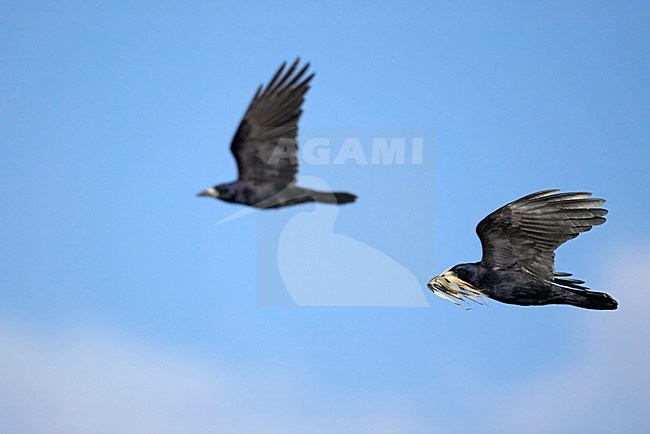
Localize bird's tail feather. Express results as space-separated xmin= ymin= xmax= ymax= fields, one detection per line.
xmin=560 ymin=288 xmax=618 ymax=310
xmin=309 ymin=190 xmax=357 ymax=205
xmin=260 ymin=190 xmax=357 ymax=208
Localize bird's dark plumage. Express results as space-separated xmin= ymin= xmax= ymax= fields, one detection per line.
xmin=198 ymin=59 xmax=357 ymax=208
xmin=428 ymin=190 xmax=618 ymax=310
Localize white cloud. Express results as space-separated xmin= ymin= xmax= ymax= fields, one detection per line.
xmin=491 ymin=249 xmax=650 ymax=434
xmin=2 ymin=250 xmax=648 ymax=434
xmin=0 ymin=320 xmax=431 ymax=434
xmin=0 ymin=323 xmax=224 ymax=434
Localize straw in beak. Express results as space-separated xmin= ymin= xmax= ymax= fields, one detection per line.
xmin=427 ymin=271 xmax=486 ymax=309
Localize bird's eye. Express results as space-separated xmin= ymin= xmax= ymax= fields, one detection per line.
xmin=450 ymin=266 xmax=464 ymax=278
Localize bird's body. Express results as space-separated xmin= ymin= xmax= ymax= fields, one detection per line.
xmin=444 ymin=262 xmax=616 ymax=309
xmin=204 ymin=181 xmax=355 ymax=209
xmin=198 ymin=59 xmax=356 ymax=209
xmin=428 ymin=190 xmax=618 ymax=310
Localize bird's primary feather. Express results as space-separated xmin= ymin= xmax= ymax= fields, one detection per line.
xmin=476 ymin=189 xmax=607 ymax=281
xmin=230 ymin=59 xmax=314 ymax=187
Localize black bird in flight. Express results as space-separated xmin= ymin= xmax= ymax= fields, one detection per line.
xmin=197 ymin=59 xmax=356 ymax=208
xmin=428 ymin=190 xmax=618 ymax=310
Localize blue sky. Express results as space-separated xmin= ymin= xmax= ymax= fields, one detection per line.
xmin=1 ymin=1 xmax=649 ymax=432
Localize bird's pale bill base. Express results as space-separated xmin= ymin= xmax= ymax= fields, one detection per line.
xmin=197 ymin=187 xmax=219 ymax=198
xmin=427 ymin=271 xmax=487 ymax=309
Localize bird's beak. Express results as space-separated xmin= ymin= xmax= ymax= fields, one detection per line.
xmin=427 ymin=271 xmax=485 ymax=309
xmin=197 ymin=187 xmax=219 ymax=198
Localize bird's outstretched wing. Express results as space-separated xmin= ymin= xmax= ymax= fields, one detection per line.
xmin=476 ymin=190 xmax=607 ymax=281
xmin=230 ymin=59 xmax=314 ymax=186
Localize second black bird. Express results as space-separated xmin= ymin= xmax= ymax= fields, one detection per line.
xmin=198 ymin=59 xmax=356 ymax=209
xmin=428 ymin=190 xmax=618 ymax=310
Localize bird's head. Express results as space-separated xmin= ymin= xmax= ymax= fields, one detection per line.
xmin=427 ymin=263 xmax=485 ymax=309
xmin=197 ymin=184 xmax=230 ymax=200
